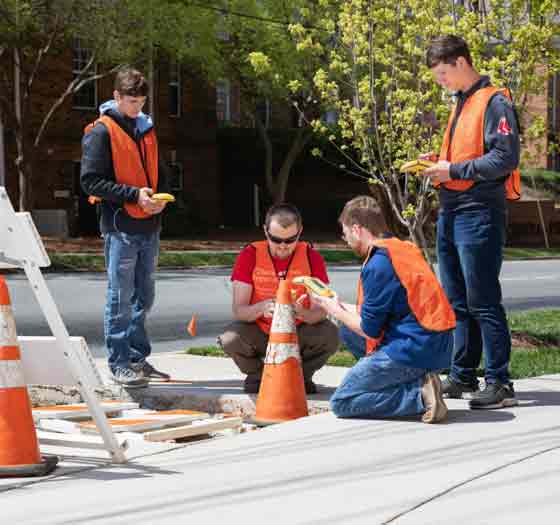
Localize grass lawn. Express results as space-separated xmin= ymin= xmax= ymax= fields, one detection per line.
xmin=184 ymin=309 xmax=560 ymax=380
xmin=47 ymin=246 xmax=559 ymax=272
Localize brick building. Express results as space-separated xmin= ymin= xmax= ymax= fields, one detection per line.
xmin=1 ymin=42 xmax=558 ymax=238
xmin=0 ymin=41 xmax=224 ymax=237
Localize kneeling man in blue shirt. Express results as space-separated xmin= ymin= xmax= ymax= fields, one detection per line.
xmin=313 ymin=196 xmax=455 ymax=423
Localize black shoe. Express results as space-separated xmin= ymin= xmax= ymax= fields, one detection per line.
xmin=111 ymin=367 xmax=149 ymax=388
xmin=442 ymin=377 xmax=479 ymax=399
xmin=469 ymin=382 xmax=517 ymax=409
xmin=305 ymin=380 xmax=317 ymax=395
xmin=244 ymin=376 xmax=261 ymax=394
xmin=132 ymin=361 xmax=171 ymax=381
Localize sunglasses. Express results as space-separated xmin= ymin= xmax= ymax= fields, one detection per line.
xmin=266 ymin=229 xmax=301 ymax=244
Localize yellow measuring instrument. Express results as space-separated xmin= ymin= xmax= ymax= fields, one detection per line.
xmin=151 ymin=193 xmax=176 ymax=202
xmin=292 ymin=276 xmax=336 ymax=298
xmin=400 ymin=159 xmax=435 ymax=174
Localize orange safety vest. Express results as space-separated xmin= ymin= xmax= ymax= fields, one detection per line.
xmin=84 ymin=115 xmax=159 ymax=219
xmin=357 ymin=238 xmax=456 ymax=354
xmin=250 ymin=240 xmax=312 ymax=334
xmin=437 ymin=86 xmax=521 ymax=201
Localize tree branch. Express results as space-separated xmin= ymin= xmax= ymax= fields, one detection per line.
xmin=33 ymin=61 xmax=119 ymax=149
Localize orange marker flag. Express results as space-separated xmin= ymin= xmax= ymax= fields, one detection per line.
xmin=187 ymin=315 xmax=197 ymax=337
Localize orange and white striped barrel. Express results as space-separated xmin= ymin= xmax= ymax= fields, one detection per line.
xmin=255 ymin=279 xmax=308 ymax=424
xmin=0 ymin=277 xmax=58 ymax=477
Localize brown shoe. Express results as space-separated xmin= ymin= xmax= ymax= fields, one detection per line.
xmin=421 ymin=373 xmax=448 ymax=424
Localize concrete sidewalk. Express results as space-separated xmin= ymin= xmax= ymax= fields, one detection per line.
xmin=95 ymin=354 xmax=347 ymax=417
xmin=2 ymin=354 xmax=560 ymax=523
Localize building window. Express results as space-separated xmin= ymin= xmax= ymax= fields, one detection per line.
xmin=216 ymin=79 xmax=231 ymax=124
xmin=168 ymin=161 xmax=184 ymax=192
xmin=169 ymin=61 xmax=181 ymax=117
xmin=72 ymin=38 xmax=97 ymax=110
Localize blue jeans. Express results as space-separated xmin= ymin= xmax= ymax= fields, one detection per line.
xmin=104 ymin=231 xmax=160 ymax=372
xmin=331 ymin=329 xmax=426 ymax=419
xmin=437 ymin=208 xmax=511 ymax=385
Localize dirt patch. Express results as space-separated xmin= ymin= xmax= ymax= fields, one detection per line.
xmin=511 ymin=332 xmax=556 ymax=350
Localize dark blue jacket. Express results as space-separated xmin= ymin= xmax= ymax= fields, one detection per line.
xmin=441 ymin=76 xmax=520 ymax=212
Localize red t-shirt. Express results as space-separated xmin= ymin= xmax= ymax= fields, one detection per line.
xmin=231 ymin=244 xmax=329 ymax=285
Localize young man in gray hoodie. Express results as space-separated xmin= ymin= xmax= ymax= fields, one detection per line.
xmin=81 ymin=68 xmax=171 ymax=387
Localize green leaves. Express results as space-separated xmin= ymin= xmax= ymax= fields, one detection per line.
xmin=289 ymin=0 xmax=560 ymax=257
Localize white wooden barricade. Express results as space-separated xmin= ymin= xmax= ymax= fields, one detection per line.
xmin=0 ymin=186 xmax=127 ymax=463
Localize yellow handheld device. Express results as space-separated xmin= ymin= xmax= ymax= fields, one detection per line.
xmin=400 ymin=159 xmax=435 ymax=174
xmin=292 ymin=276 xmax=336 ymax=298
xmin=151 ymin=192 xmax=176 ymax=202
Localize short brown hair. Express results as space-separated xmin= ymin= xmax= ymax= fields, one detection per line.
xmin=114 ymin=68 xmax=149 ymax=97
xmin=265 ymin=203 xmax=302 ymax=230
xmin=339 ymin=195 xmax=388 ymax=236
xmin=426 ymin=35 xmax=472 ymax=68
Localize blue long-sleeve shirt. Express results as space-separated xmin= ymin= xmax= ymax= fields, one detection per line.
xmin=360 ymin=248 xmax=452 ymax=370
xmin=441 ymin=76 xmax=520 ymax=212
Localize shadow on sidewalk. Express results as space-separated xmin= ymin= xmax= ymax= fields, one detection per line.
xmin=515 ymin=390 xmax=560 ymax=407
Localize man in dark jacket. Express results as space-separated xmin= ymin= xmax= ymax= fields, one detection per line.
xmin=81 ymin=68 xmax=171 ymax=388
xmin=422 ymin=35 xmax=521 ymax=409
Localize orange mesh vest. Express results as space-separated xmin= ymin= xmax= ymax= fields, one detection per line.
xmin=250 ymin=241 xmax=312 ymax=334
xmin=437 ymin=86 xmax=521 ymax=201
xmin=357 ymin=238 xmax=456 ymax=354
xmin=84 ymin=115 xmax=159 ymax=219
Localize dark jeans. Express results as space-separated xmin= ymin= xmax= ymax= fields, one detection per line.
xmin=103 ymin=231 xmax=159 ymax=372
xmin=437 ymin=208 xmax=511 ymax=385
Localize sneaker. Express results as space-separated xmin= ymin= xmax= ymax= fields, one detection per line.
xmin=244 ymin=376 xmax=261 ymax=394
xmin=111 ymin=367 xmax=149 ymax=388
xmin=421 ymin=373 xmax=448 ymax=424
xmin=304 ymin=380 xmax=318 ymax=395
xmin=442 ymin=377 xmax=480 ymax=399
xmin=131 ymin=361 xmax=171 ymax=382
xmin=469 ymin=382 xmax=517 ymax=409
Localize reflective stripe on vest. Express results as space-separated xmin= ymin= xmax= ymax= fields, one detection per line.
xmin=250 ymin=241 xmax=312 ymax=334
xmin=357 ymin=238 xmax=456 ymax=354
xmin=437 ymin=86 xmax=521 ymax=201
xmin=84 ymin=116 xmax=159 ymax=218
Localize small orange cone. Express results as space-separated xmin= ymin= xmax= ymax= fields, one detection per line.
xmin=254 ymin=280 xmax=308 ymax=424
xmin=0 ymin=277 xmax=58 ymax=477
xmin=187 ymin=314 xmax=197 ymax=337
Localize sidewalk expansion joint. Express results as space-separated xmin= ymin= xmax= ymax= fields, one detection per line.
xmin=381 ymin=444 xmax=560 ymax=524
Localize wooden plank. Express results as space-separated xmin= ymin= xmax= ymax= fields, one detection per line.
xmin=37 ymin=430 xmax=129 ymax=451
xmin=33 ymin=401 xmax=140 ymax=421
xmin=38 ymin=409 xmax=211 ymax=434
xmin=143 ymin=417 xmax=243 ymax=442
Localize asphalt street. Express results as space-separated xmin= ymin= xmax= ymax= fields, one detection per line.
xmin=4 ymin=260 xmax=560 ymax=358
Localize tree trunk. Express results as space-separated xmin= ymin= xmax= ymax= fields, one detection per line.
xmin=408 ymin=221 xmax=433 ymax=268
xmin=14 ymin=131 xmax=32 ymax=211
xmin=254 ymin=113 xmax=274 ymax=198
xmin=274 ymin=127 xmax=311 ymax=203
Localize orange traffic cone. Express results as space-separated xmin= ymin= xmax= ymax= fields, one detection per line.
xmin=0 ymin=277 xmax=58 ymax=477
xmin=254 ymin=280 xmax=309 ymax=424
xmin=187 ymin=314 xmax=197 ymax=337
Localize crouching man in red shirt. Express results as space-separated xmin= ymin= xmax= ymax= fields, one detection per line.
xmin=218 ymin=203 xmax=339 ymax=394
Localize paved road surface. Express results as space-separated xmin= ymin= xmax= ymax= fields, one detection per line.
xmin=4 ymin=260 xmax=559 ymax=358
